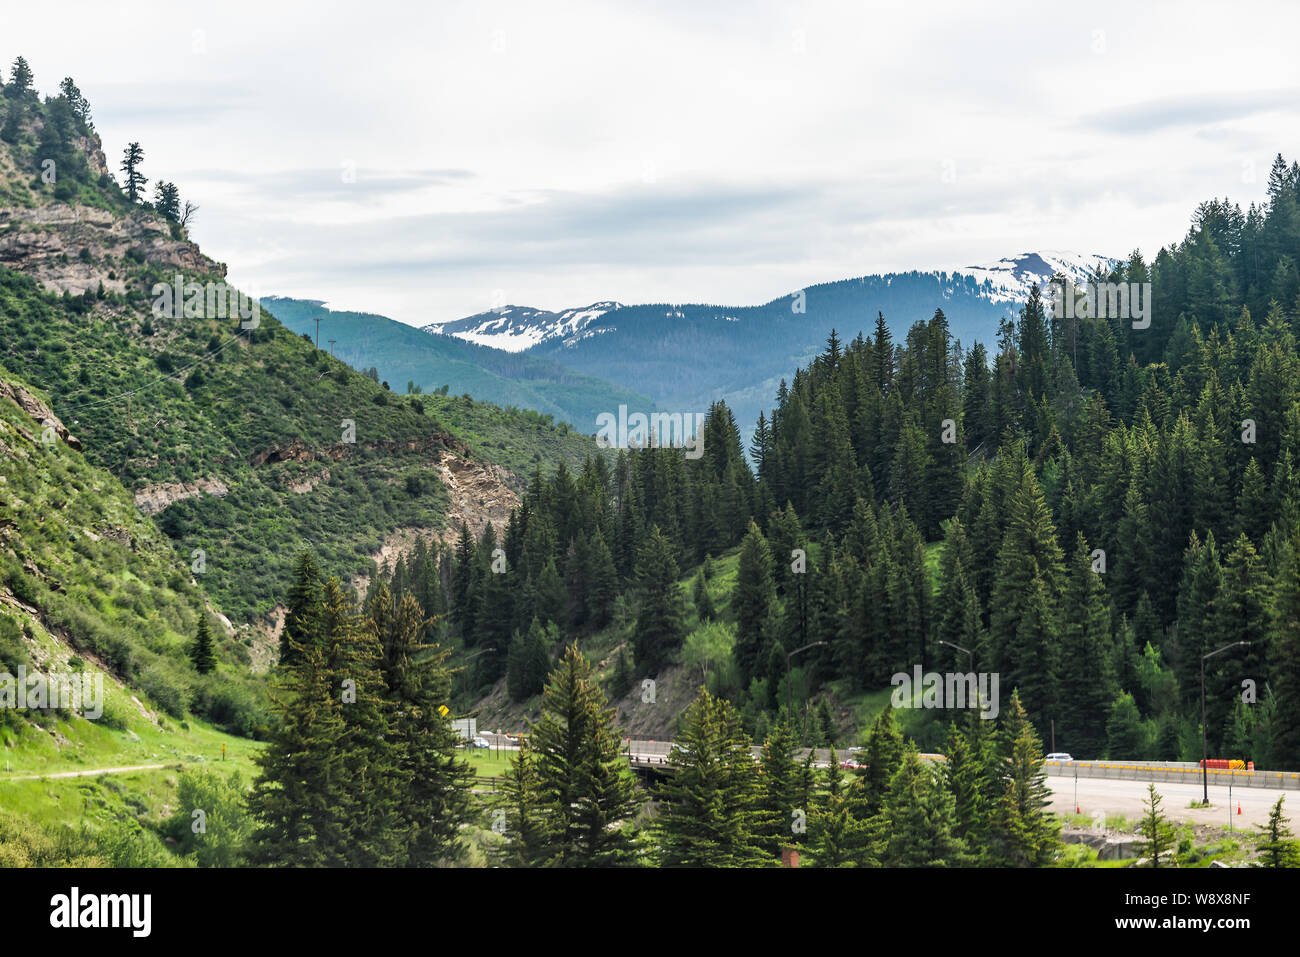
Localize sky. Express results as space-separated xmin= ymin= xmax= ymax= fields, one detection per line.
xmin=7 ymin=0 xmax=1300 ymax=326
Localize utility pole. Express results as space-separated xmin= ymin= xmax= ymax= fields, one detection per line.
xmin=328 ymin=339 xmax=336 ymax=357
xmin=313 ymin=316 xmax=324 ymax=349
xmin=1201 ymin=640 xmax=1252 ymax=805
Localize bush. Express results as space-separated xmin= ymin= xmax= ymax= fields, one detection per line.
xmin=162 ymin=768 xmax=252 ymax=867
xmin=137 ymin=663 xmax=191 ymax=718
xmin=193 ymin=678 xmax=266 ymax=738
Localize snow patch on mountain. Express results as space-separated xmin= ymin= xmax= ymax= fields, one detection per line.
xmin=957 ymin=251 xmax=1121 ymax=304
xmin=423 ymin=252 xmax=1121 ymax=352
xmin=423 ymin=301 xmax=620 ymax=353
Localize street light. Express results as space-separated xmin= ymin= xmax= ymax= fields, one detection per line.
xmin=1200 ymin=640 xmax=1252 ymax=805
xmin=933 ymin=639 xmax=974 ymax=672
xmin=933 ymin=640 xmax=978 ymax=714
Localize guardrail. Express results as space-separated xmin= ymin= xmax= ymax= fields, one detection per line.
xmin=1043 ymin=760 xmax=1300 ymax=790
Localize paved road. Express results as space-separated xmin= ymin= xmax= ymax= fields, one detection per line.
xmin=1045 ymin=774 xmax=1295 ymax=828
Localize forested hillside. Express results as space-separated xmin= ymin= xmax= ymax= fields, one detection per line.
xmin=380 ymin=155 xmax=1300 ymax=771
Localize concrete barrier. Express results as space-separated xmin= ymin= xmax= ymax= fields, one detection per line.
xmin=1043 ymin=759 xmax=1300 ymax=790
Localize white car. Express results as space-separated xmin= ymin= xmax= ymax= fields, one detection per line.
xmin=1045 ymin=752 xmax=1074 ymax=762
xmin=471 ymin=736 xmax=492 ymax=749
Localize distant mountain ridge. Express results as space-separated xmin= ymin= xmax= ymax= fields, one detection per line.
xmin=425 ymin=252 xmax=1119 ymax=356
xmin=265 ymin=297 xmax=655 ymax=430
xmin=418 ymin=251 xmax=1120 ymax=435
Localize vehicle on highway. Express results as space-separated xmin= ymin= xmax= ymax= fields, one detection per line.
xmin=471 ymin=736 xmax=492 ymax=749
xmin=1045 ymin=752 xmax=1074 ymax=762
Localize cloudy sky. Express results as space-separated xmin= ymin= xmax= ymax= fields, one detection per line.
xmin=8 ymin=0 xmax=1300 ymax=325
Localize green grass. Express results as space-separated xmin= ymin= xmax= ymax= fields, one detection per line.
xmin=463 ymin=748 xmax=514 ymax=779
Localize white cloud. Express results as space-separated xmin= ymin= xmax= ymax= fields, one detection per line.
xmin=7 ymin=0 xmax=1299 ymax=325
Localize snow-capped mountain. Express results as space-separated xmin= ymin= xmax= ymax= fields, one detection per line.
xmin=423 ymin=252 xmax=1118 ymax=354
xmin=957 ymin=251 xmax=1122 ymax=304
xmin=423 ymin=301 xmax=621 ymax=353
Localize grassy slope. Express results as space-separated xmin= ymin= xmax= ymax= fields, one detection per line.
xmin=0 ymin=363 xmax=263 ymax=861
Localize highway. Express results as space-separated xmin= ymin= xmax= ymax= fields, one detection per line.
xmin=1046 ymin=773 xmax=1296 ymax=828
xmin=481 ymin=734 xmax=1300 ymax=828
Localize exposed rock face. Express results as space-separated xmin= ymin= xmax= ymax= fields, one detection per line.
xmin=0 ymin=379 xmax=82 ymax=451
xmin=248 ymin=434 xmax=455 ymax=467
xmin=0 ymin=202 xmax=225 ymax=296
xmin=133 ymin=478 xmax=229 ymax=516
xmin=354 ymin=451 xmax=520 ymax=597
xmin=435 ymin=452 xmax=519 ymax=542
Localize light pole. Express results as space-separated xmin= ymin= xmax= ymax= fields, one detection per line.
xmin=1201 ymin=640 xmax=1252 ymax=806
xmin=933 ymin=640 xmax=975 ymax=713
xmin=933 ymin=639 xmax=973 ymax=672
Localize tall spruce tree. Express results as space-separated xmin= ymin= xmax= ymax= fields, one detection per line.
xmin=632 ymin=525 xmax=685 ymax=673
xmin=655 ymin=690 xmax=767 ymax=867
xmin=191 ymin=613 xmax=215 ymax=675
xmin=524 ymin=644 xmax=641 ymax=866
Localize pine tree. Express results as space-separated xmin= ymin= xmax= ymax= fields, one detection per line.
xmin=322 ymin=578 xmax=408 ymax=866
xmin=1256 ymin=796 xmax=1300 ymax=868
xmin=881 ymin=745 xmax=968 ymax=866
xmin=119 ymin=142 xmax=146 ymax=204
xmin=586 ymin=528 xmax=618 ymax=629
xmin=497 ymin=746 xmax=556 ymax=867
xmin=1056 ymin=533 xmax=1116 ymax=756
xmin=942 ymin=713 xmax=1002 ymax=861
xmin=281 ymin=551 xmax=323 ymax=667
xmin=850 ymin=707 xmax=904 ymax=820
xmin=1136 ymin=784 xmax=1176 ymax=867
xmin=153 ymin=181 xmax=180 ymax=221
xmin=811 ymin=749 xmax=867 ymax=866
xmin=248 ymin=635 xmax=352 ymax=866
xmin=191 ymin=613 xmax=215 ymax=674
xmin=989 ymin=464 xmax=1064 ymax=725
xmin=1106 ymin=691 xmax=1144 ymax=758
xmin=692 ymin=566 xmax=716 ymax=622
xmin=632 ymin=525 xmax=685 ymax=672
xmin=734 ymin=520 xmax=777 ymax=684
xmin=655 ymin=690 xmax=767 ymax=867
xmin=1271 ymin=533 xmax=1300 ymax=767
xmin=375 ymin=590 xmax=474 ymax=865
xmin=525 ymin=644 xmax=641 ymax=866
xmin=5 ymin=57 xmax=34 ymax=100
xmin=989 ymin=691 xmax=1060 ymax=866
xmin=817 ymin=697 xmax=836 ymax=746
xmin=756 ymin=720 xmax=799 ymax=856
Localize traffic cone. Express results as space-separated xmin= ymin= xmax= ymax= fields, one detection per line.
xmin=1237 ymin=803 xmax=1242 ymax=815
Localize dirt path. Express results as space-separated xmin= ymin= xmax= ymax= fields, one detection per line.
xmin=0 ymin=763 xmax=171 ymax=782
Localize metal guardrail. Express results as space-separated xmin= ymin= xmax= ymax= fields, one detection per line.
xmin=1044 ymin=760 xmax=1300 ymax=790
